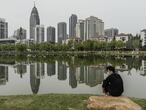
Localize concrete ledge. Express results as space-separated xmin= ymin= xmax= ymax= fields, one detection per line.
xmin=87 ymin=96 xmax=143 ymax=110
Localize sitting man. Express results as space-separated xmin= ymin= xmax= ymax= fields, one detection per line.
xmin=102 ymin=66 xmax=124 ymax=96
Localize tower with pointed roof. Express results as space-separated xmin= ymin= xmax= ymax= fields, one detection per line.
xmin=29 ymin=3 xmax=40 ymax=40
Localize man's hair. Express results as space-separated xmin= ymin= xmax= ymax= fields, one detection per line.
xmin=106 ymin=66 xmax=115 ymax=73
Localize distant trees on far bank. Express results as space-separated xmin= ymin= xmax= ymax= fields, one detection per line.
xmin=0 ymin=36 xmax=144 ymax=52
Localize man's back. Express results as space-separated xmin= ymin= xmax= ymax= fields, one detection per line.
xmin=102 ymin=73 xmax=124 ymax=96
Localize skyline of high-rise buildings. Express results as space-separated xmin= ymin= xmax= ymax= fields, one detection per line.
xmin=1 ymin=0 xmax=146 ymax=41
xmin=0 ymin=4 xmax=144 ymax=45
xmin=0 ymin=5 xmax=106 ymax=44
xmin=28 ymin=5 xmax=105 ymax=44
xmin=0 ymin=4 xmax=133 ymax=45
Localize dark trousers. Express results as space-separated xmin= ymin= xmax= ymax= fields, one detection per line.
xmin=103 ymin=87 xmax=122 ymax=96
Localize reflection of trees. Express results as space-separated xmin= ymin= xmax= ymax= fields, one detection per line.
xmin=30 ymin=64 xmax=40 ymax=94
xmin=126 ymin=57 xmax=142 ymax=71
xmin=0 ymin=55 xmax=143 ymax=71
xmin=0 ymin=56 xmax=16 ymax=65
xmin=0 ymin=54 xmax=144 ymax=79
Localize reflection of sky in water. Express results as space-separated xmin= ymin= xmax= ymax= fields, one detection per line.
xmin=119 ymin=68 xmax=146 ymax=99
xmin=0 ymin=60 xmax=145 ymax=99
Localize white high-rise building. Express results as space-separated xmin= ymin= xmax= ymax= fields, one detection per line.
xmin=140 ymin=29 xmax=146 ymax=47
xmin=84 ymin=16 xmax=104 ymax=40
xmin=34 ymin=25 xmax=44 ymax=43
xmin=76 ymin=20 xmax=85 ymax=40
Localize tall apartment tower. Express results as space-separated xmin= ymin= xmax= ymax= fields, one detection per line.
xmin=57 ymin=22 xmax=67 ymax=44
xmin=84 ymin=16 xmax=104 ymax=40
xmin=141 ymin=29 xmax=146 ymax=47
xmin=47 ymin=26 xmax=55 ymax=43
xmin=30 ymin=4 xmax=40 ymax=40
xmin=69 ymin=14 xmax=77 ymax=38
xmin=76 ymin=20 xmax=85 ymax=40
xmin=0 ymin=18 xmax=8 ymax=39
xmin=34 ymin=25 xmax=44 ymax=43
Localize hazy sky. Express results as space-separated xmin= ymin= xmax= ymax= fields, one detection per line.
xmin=0 ymin=0 xmax=146 ymax=37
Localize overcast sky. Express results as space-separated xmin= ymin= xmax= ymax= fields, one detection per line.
xmin=0 ymin=0 xmax=146 ymax=37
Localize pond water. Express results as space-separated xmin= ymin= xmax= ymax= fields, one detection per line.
xmin=0 ymin=55 xmax=146 ymax=99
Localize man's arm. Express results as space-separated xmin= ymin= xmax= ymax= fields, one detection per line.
xmin=102 ymin=76 xmax=111 ymax=94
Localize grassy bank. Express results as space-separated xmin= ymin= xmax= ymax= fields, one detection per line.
xmin=0 ymin=94 xmax=145 ymax=110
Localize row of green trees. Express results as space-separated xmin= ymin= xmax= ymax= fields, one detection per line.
xmin=0 ymin=40 xmax=126 ymax=52
xmin=126 ymin=35 xmax=141 ymax=50
xmin=0 ymin=54 xmax=142 ymax=71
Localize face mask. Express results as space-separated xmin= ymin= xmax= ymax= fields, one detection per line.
xmin=106 ymin=70 xmax=112 ymax=75
xmin=106 ymin=71 xmax=110 ymax=75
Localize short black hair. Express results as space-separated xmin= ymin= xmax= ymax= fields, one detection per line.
xmin=106 ymin=66 xmax=115 ymax=73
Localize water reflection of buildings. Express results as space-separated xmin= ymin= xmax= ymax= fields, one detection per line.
xmin=69 ymin=65 xmax=104 ymax=88
xmin=1 ymin=56 xmax=146 ymax=96
xmin=14 ymin=63 xmax=27 ymax=78
xmin=58 ymin=62 xmax=67 ymax=80
xmin=30 ymin=63 xmax=42 ymax=94
xmin=86 ymin=66 xmax=104 ymax=87
xmin=140 ymin=60 xmax=146 ymax=76
xmin=47 ymin=62 xmax=55 ymax=76
xmin=69 ymin=67 xmax=77 ymax=88
xmin=0 ymin=66 xmax=8 ymax=85
xmin=35 ymin=63 xmax=45 ymax=79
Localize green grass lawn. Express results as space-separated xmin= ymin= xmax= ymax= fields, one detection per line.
xmin=0 ymin=94 xmax=145 ymax=110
